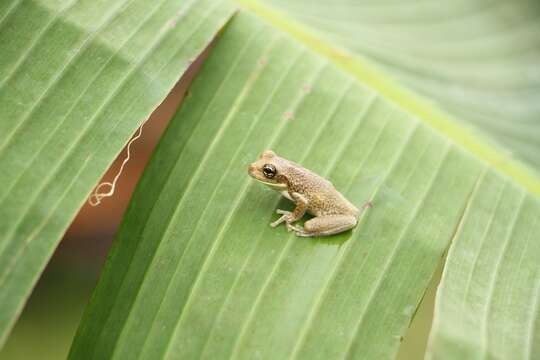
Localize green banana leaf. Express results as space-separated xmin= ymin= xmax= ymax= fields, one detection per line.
xmin=427 ymin=173 xmax=540 ymax=359
xmin=240 ymin=1 xmax=540 ymax=358
xmin=0 ymin=0 xmax=234 ymax=346
xmin=69 ymin=2 xmax=540 ymax=359
xmin=262 ymin=0 xmax=540 ymax=171
xmin=2 ymin=0 xmax=540 ymax=358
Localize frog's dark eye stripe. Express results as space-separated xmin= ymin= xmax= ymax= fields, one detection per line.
xmin=262 ymin=164 xmax=277 ymax=178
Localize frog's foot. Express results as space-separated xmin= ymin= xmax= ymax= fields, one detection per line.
xmin=285 ymin=222 xmax=304 ymax=233
xmin=270 ymin=209 xmax=293 ymax=228
xmin=293 ymin=229 xmax=312 ymax=237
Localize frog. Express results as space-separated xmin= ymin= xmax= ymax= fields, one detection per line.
xmin=247 ymin=150 xmax=371 ymax=237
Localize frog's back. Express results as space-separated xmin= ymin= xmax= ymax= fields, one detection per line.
xmin=285 ymin=163 xmax=359 ymax=217
xmin=307 ymin=185 xmax=359 ymax=217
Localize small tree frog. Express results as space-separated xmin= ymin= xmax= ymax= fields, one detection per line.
xmin=248 ymin=150 xmax=371 ymax=237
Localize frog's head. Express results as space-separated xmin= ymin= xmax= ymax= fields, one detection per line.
xmin=247 ymin=150 xmax=288 ymax=190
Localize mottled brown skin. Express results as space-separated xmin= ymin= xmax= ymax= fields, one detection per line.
xmin=248 ymin=150 xmax=368 ymax=237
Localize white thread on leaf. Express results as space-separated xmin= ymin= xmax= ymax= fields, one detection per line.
xmin=88 ymin=119 xmax=148 ymax=206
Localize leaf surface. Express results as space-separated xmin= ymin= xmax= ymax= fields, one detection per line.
xmin=0 ymin=0 xmax=234 ymax=346
xmin=238 ymin=2 xmax=540 ymax=357
xmin=260 ymin=0 xmax=540 ymax=171
xmin=69 ymin=12 xmax=539 ymax=359
xmin=427 ymin=172 xmax=540 ymax=359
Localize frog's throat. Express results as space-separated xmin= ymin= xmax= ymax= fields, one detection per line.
xmin=259 ymin=180 xmax=287 ymax=190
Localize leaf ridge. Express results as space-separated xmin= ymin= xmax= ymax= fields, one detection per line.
xmin=138 ymin=31 xmax=287 ymax=358
xmin=0 ymin=0 xmax=205 ymax=276
xmin=525 ymin=221 xmax=540 ymax=359
xmin=0 ymin=0 xmax=22 ymax=30
xmin=0 ymin=0 xmax=79 ymax=90
xmin=287 ymin=92 xmax=382 ymax=359
xmin=481 ymin=189 xmax=526 ymax=358
xmin=0 ymin=0 xmax=144 ymax=201
xmin=106 ymin=13 xmax=267 ymax=357
xmin=227 ymin=63 xmax=355 ymax=359
xmin=236 ymin=0 xmax=540 ymax=196
xmin=344 ymin=141 xmax=452 ymax=359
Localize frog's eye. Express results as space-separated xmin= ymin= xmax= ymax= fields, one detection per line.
xmin=262 ymin=164 xmax=277 ymax=178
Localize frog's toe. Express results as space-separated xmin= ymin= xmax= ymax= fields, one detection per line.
xmin=286 ymin=223 xmax=304 ymax=233
xmin=276 ymin=209 xmax=291 ymax=215
xmin=270 ymin=219 xmax=281 ymax=228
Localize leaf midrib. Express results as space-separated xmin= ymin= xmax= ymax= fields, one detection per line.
xmin=236 ymin=0 xmax=540 ymax=197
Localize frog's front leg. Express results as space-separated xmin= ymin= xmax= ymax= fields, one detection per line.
xmin=270 ymin=192 xmax=307 ymax=229
xmin=294 ymin=215 xmax=358 ymax=237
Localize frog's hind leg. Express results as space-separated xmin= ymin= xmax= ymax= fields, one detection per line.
xmin=295 ymin=215 xmax=358 ymax=237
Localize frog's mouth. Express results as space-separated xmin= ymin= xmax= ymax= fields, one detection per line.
xmin=257 ymin=180 xmax=287 ymax=190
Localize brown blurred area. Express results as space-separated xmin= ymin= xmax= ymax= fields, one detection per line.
xmin=63 ymin=49 xmax=207 ymax=271
xmin=60 ymin=74 xmax=185 ymax=271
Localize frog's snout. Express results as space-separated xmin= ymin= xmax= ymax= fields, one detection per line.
xmin=247 ymin=163 xmax=256 ymax=177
